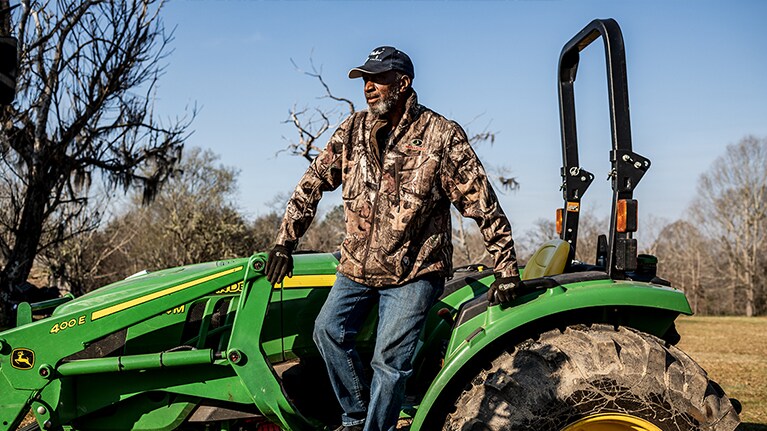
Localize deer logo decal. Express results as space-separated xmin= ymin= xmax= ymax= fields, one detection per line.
xmin=11 ymin=348 xmax=35 ymax=370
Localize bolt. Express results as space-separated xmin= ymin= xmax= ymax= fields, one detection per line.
xmin=252 ymin=260 xmax=265 ymax=271
xmin=43 ymin=420 xmax=52 ymax=429
xmin=37 ymin=406 xmax=47 ymax=415
xmin=228 ymin=349 xmax=242 ymax=364
xmin=622 ymin=154 xmax=631 ymax=162
xmin=38 ymin=364 xmax=54 ymax=379
xmin=634 ymin=161 xmax=642 ymax=169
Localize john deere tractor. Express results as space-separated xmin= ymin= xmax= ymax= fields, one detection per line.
xmin=0 ymin=19 xmax=741 ymax=431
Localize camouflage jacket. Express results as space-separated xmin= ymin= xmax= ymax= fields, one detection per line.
xmin=276 ymin=92 xmax=519 ymax=287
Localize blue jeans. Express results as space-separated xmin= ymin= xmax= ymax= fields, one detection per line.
xmin=313 ymin=273 xmax=444 ymax=431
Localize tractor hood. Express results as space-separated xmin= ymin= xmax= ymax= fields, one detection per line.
xmin=52 ymin=258 xmax=249 ymax=318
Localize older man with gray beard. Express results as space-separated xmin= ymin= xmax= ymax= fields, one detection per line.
xmin=265 ymin=46 xmax=521 ymax=431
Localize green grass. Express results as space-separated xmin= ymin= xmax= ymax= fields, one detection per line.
xmin=676 ymin=316 xmax=767 ymax=430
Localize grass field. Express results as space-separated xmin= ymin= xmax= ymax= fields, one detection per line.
xmin=676 ymin=315 xmax=767 ymax=430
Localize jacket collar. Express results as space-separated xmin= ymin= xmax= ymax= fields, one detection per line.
xmin=366 ymin=90 xmax=423 ymax=140
xmin=391 ymin=90 xmax=422 ymax=139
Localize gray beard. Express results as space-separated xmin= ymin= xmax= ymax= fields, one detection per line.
xmin=369 ymin=90 xmax=401 ymax=117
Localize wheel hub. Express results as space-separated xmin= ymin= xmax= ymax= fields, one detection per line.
xmin=560 ymin=413 xmax=663 ymax=431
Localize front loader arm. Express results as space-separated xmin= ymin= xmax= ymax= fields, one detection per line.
xmin=0 ymin=261 xmax=246 ymax=430
xmin=226 ymin=254 xmax=322 ymax=431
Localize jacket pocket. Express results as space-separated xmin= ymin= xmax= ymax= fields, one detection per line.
xmin=398 ymin=155 xmax=439 ymax=199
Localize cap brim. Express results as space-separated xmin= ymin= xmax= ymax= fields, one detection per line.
xmin=348 ymin=68 xmax=368 ymax=79
xmin=348 ymin=64 xmax=392 ymax=79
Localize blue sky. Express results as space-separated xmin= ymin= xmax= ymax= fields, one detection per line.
xmin=154 ymin=0 xmax=767 ymax=241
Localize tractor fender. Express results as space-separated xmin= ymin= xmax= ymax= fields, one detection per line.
xmin=410 ymin=275 xmax=692 ymax=430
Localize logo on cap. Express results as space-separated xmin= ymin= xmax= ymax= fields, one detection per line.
xmin=369 ymin=48 xmax=385 ymax=58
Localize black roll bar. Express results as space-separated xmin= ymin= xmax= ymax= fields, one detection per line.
xmin=557 ymin=18 xmax=650 ymax=279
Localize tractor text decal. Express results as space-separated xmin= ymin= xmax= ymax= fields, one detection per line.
xmin=10 ymin=348 xmax=35 ymax=370
xmin=215 ymin=281 xmax=243 ymax=295
xmin=50 ymin=315 xmax=87 ymax=334
xmin=166 ymin=305 xmax=186 ymax=315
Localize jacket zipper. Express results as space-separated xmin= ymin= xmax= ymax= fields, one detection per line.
xmin=360 ymin=133 xmax=391 ymax=282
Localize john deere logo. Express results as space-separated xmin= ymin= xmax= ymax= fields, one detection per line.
xmin=11 ymin=348 xmax=35 ymax=370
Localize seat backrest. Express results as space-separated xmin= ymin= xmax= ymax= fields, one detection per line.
xmin=521 ymin=239 xmax=571 ymax=281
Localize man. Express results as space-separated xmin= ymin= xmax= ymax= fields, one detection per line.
xmin=265 ymin=46 xmax=521 ymax=431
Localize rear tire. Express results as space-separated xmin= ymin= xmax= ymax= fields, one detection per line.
xmin=443 ymin=324 xmax=740 ymax=431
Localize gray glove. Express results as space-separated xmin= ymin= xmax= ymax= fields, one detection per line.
xmin=265 ymin=243 xmax=294 ymax=286
xmin=487 ymin=274 xmax=522 ymax=305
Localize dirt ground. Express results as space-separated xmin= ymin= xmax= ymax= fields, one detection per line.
xmin=676 ymin=315 xmax=767 ymax=430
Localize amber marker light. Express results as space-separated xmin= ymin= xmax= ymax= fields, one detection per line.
xmin=616 ymin=199 xmax=638 ymax=233
xmin=556 ymin=208 xmax=564 ymax=236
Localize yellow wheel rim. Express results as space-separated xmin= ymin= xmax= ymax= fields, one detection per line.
xmin=560 ymin=413 xmax=663 ymax=431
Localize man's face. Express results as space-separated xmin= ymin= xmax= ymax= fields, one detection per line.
xmin=363 ymin=71 xmax=402 ymax=117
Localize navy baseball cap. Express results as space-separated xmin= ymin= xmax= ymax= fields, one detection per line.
xmin=348 ymin=46 xmax=414 ymax=79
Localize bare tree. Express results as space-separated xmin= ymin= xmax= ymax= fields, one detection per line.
xmin=251 ymin=211 xmax=283 ymax=253
xmin=41 ymin=208 xmax=141 ymax=296
xmin=653 ymin=220 xmax=717 ymax=315
xmin=693 ymin=136 xmax=767 ymax=317
xmin=127 ymin=148 xmax=253 ymax=271
xmin=451 ymin=208 xmax=493 ymax=267
xmin=282 ymin=59 xmax=355 ymax=162
xmin=302 ymin=204 xmax=345 ymax=252
xmin=44 ymin=148 xmax=254 ymax=295
xmin=0 ymin=0 xmax=192 ymax=324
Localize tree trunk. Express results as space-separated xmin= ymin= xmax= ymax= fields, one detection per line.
xmin=0 ymin=175 xmax=52 ymax=326
xmin=745 ymin=272 xmax=754 ymax=317
xmin=0 ymin=0 xmax=12 ymax=327
xmin=0 ymin=0 xmax=9 ymax=35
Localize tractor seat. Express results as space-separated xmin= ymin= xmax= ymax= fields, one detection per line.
xmin=522 ymin=239 xmax=571 ymax=280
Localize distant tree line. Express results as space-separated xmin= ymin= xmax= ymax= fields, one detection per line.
xmin=654 ymin=136 xmax=767 ymax=317
xmin=20 ymin=136 xmax=762 ymax=318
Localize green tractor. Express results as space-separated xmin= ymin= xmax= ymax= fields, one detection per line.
xmin=0 ymin=19 xmax=741 ymax=431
